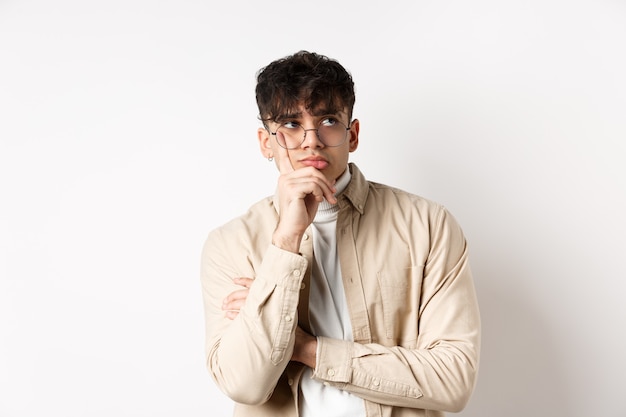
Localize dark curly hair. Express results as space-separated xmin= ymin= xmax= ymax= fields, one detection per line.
xmin=255 ymin=51 xmax=356 ymax=125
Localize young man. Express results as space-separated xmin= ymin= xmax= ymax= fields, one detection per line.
xmin=201 ymin=51 xmax=480 ymax=417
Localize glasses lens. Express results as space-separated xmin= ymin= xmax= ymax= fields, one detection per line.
xmin=318 ymin=119 xmax=348 ymax=147
xmin=274 ymin=119 xmax=349 ymax=149
xmin=275 ymin=125 xmax=304 ymax=149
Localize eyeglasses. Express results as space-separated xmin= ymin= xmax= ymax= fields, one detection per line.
xmin=270 ymin=118 xmax=351 ymax=150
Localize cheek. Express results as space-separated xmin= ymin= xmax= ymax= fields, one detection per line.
xmin=336 ymin=149 xmax=351 ymax=164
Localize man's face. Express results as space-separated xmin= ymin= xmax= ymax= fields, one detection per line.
xmin=258 ymin=105 xmax=360 ymax=183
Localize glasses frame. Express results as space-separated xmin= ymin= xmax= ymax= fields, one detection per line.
xmin=269 ymin=119 xmax=352 ymax=150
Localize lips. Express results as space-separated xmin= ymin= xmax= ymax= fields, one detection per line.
xmin=300 ymin=157 xmax=329 ymax=170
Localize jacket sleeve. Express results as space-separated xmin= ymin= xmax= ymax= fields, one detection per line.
xmin=201 ymin=229 xmax=308 ymax=405
xmin=312 ymin=207 xmax=480 ymax=413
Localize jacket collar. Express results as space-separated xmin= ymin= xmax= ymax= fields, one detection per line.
xmin=339 ymin=163 xmax=368 ymax=215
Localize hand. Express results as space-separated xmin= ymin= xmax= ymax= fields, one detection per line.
xmin=291 ymin=326 xmax=317 ymax=369
xmin=272 ymin=141 xmax=336 ymax=253
xmin=222 ymin=277 xmax=254 ymax=320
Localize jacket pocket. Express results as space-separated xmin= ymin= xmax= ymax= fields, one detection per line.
xmin=377 ymin=266 xmax=423 ymax=342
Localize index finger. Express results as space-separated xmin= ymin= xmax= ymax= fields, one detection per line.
xmin=275 ymin=132 xmax=295 ymax=175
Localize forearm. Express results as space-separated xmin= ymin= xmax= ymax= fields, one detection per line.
xmin=202 ymin=243 xmax=308 ymax=404
xmin=312 ymin=335 xmax=479 ymax=412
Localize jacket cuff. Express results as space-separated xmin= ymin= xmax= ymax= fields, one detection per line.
xmin=256 ymin=244 xmax=308 ymax=291
xmin=312 ymin=336 xmax=352 ymax=384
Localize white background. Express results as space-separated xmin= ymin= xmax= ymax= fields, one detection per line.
xmin=1 ymin=0 xmax=625 ymax=416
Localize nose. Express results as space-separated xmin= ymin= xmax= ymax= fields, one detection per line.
xmin=301 ymin=127 xmax=324 ymax=148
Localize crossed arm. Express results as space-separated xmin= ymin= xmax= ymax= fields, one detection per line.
xmin=223 ymin=277 xmax=317 ymax=368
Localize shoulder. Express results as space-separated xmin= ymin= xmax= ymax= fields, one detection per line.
xmin=350 ymin=165 xmax=459 ymax=233
xmin=348 ymin=163 xmax=443 ymax=213
xmin=366 ymin=182 xmax=467 ymax=249
xmin=206 ymin=196 xmax=277 ymax=243
xmin=370 ymin=181 xmax=441 ymax=207
xmin=366 ymin=180 xmax=447 ymax=219
xmin=345 ymin=164 xmax=436 ymax=215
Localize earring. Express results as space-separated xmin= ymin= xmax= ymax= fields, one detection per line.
xmin=268 ymin=155 xmax=274 ymax=162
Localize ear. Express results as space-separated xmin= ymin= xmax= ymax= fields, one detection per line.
xmin=348 ymin=119 xmax=360 ymax=152
xmin=258 ymin=127 xmax=273 ymax=158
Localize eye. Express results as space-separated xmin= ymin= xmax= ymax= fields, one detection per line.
xmin=282 ymin=121 xmax=301 ymax=129
xmin=320 ymin=117 xmax=338 ymax=127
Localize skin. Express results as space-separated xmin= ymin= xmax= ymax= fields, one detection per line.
xmin=222 ymin=105 xmax=360 ymax=369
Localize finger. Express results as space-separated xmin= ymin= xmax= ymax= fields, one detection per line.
xmin=318 ymin=179 xmax=337 ymax=204
xmin=275 ymin=134 xmax=295 ymax=175
xmin=308 ymin=186 xmax=326 ymax=203
xmin=223 ymin=288 xmax=250 ymax=304
xmin=223 ymin=297 xmax=247 ymax=312
xmin=285 ymin=168 xmax=337 ymax=195
xmin=232 ymin=277 xmax=254 ymax=288
xmin=294 ymin=170 xmax=337 ymax=204
xmin=225 ymin=310 xmax=239 ymax=320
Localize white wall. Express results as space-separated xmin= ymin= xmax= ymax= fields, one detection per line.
xmin=1 ymin=1 xmax=625 ymax=416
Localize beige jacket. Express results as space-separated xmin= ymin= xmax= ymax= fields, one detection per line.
xmin=201 ymin=163 xmax=480 ymax=417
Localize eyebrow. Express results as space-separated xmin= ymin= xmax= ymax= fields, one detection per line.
xmin=279 ymin=111 xmax=303 ymax=120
